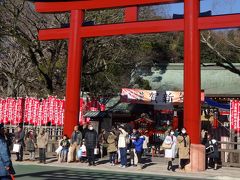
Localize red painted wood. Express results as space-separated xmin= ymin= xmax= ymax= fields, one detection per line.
xmin=199 ymin=14 xmax=240 ymax=30
xmin=38 ymin=28 xmax=70 ymax=40
xmin=184 ymin=0 xmax=201 ymax=144
xmin=38 ymin=14 xmax=240 ymax=40
xmin=125 ymin=7 xmax=138 ymax=22
xmin=80 ymin=19 xmax=183 ymax=38
xmin=64 ymin=10 xmax=84 ymax=137
xmin=38 ymin=19 xmax=183 ymax=40
xmin=35 ymin=0 xmax=182 ymax=12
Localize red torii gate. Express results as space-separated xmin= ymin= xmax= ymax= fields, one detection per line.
xmin=34 ymin=0 xmax=240 ymax=145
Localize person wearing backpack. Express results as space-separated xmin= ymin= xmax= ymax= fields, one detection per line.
xmin=205 ymin=134 xmax=219 ymax=170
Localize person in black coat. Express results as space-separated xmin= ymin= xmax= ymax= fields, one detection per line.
xmin=14 ymin=125 xmax=25 ymax=161
xmin=84 ymin=124 xmax=98 ymax=166
xmin=205 ymin=134 xmax=219 ymax=170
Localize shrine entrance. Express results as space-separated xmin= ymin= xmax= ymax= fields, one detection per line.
xmin=34 ymin=0 xmax=240 ymax=170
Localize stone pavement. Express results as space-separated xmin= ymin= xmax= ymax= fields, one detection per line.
xmin=12 ymin=156 xmax=240 ymax=180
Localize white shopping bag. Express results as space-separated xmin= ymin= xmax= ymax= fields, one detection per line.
xmin=94 ymin=148 xmax=99 ymax=155
xmin=13 ymin=144 xmax=21 ymax=153
xmin=55 ymin=146 xmax=63 ymax=154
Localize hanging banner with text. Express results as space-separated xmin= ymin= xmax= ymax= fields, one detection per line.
xmin=121 ymin=88 xmax=204 ymax=105
xmin=230 ymin=100 xmax=240 ymax=132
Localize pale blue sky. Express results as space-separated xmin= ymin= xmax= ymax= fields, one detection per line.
xmin=156 ymin=0 xmax=240 ymax=16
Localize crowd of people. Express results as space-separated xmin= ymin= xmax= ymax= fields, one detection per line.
xmin=0 ymin=122 xmax=220 ymax=179
xmin=64 ymin=124 xmax=146 ymax=169
xmin=13 ymin=125 xmax=49 ymax=164
xmin=58 ymin=124 xmax=196 ymax=171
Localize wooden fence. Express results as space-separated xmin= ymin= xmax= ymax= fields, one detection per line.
xmin=219 ymin=141 xmax=240 ymax=168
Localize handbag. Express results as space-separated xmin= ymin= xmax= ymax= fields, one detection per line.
xmin=81 ymin=145 xmax=87 ymax=157
xmin=13 ymin=144 xmax=21 ymax=153
xmin=77 ymin=149 xmax=82 ymax=158
xmin=94 ymin=147 xmax=99 ymax=155
xmin=162 ymin=142 xmax=172 ymax=149
xmin=55 ymin=146 xmax=63 ymax=154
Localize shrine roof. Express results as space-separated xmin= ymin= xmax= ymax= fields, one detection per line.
xmin=132 ymin=63 xmax=240 ymax=96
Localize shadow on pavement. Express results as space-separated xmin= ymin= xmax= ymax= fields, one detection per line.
xmin=14 ymin=167 xmax=195 ymax=180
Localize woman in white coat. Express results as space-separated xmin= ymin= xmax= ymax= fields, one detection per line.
xmin=163 ymin=129 xmax=177 ymax=171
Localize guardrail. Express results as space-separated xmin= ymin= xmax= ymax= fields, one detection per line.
xmin=219 ymin=141 xmax=240 ymax=168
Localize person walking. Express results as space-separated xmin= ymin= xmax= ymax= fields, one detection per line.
xmin=107 ymin=131 xmax=117 ymax=166
xmin=132 ymin=134 xmax=145 ymax=170
xmin=130 ymin=129 xmax=139 ymax=166
xmin=85 ymin=124 xmax=98 ymax=166
xmin=205 ymin=134 xmax=219 ymax=170
xmin=25 ymin=129 xmax=37 ymax=161
xmin=37 ymin=128 xmax=49 ymax=164
xmin=118 ymin=126 xmax=129 ymax=168
xmin=60 ymin=135 xmax=70 ymax=162
xmin=14 ymin=125 xmax=25 ymax=161
xmin=177 ymin=128 xmax=190 ymax=170
xmin=68 ymin=125 xmax=82 ymax=162
xmin=0 ymin=124 xmax=15 ymax=180
xmin=163 ymin=129 xmax=177 ymax=171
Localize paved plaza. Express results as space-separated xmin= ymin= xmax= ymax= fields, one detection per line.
xmin=12 ymin=157 xmax=240 ymax=180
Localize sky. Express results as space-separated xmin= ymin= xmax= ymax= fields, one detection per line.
xmin=156 ymin=0 xmax=240 ymax=16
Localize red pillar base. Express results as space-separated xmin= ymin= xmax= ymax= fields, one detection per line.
xmin=185 ymin=144 xmax=206 ymax=172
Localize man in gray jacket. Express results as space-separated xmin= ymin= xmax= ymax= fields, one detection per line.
xmin=68 ymin=125 xmax=82 ymax=162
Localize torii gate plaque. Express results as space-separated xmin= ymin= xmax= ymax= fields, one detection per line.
xmin=35 ymin=0 xmax=240 ymax=166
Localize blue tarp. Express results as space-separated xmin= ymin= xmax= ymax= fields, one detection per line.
xmin=204 ymin=98 xmax=230 ymax=110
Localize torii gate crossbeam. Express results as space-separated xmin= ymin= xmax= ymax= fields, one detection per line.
xmin=34 ymin=1 xmax=240 ymax=148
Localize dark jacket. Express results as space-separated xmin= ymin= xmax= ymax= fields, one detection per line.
xmin=0 ymin=136 xmax=15 ymax=177
xmin=205 ymin=139 xmax=219 ymax=159
xmin=60 ymin=139 xmax=70 ymax=149
xmin=85 ymin=129 xmax=98 ymax=149
xmin=15 ymin=130 xmax=25 ymax=146
xmin=70 ymin=131 xmax=82 ymax=145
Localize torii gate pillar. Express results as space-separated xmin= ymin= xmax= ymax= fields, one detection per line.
xmin=184 ymin=0 xmax=201 ymax=143
xmin=184 ymin=1 xmax=205 ymax=171
xmin=64 ymin=10 xmax=83 ymax=136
